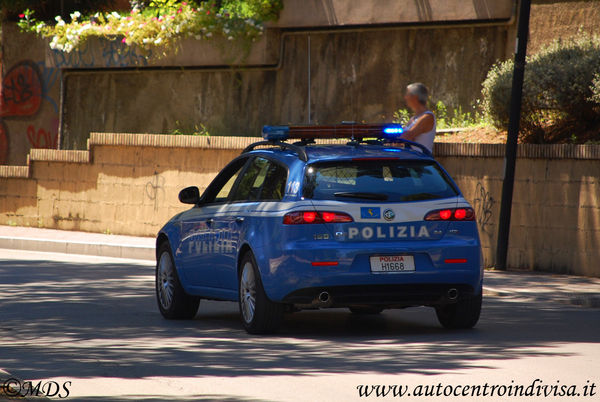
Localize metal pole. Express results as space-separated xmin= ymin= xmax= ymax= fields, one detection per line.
xmin=307 ymin=35 xmax=311 ymax=124
xmin=495 ymin=0 xmax=531 ymax=270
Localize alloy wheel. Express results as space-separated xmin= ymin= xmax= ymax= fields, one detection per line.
xmin=240 ymin=262 xmax=257 ymax=323
xmin=157 ymin=252 xmax=175 ymax=310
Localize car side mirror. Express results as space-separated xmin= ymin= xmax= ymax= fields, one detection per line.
xmin=178 ymin=186 xmax=200 ymax=205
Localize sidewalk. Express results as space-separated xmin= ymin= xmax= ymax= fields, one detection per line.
xmin=0 ymin=226 xmax=154 ymax=261
xmin=483 ymin=269 xmax=600 ymax=308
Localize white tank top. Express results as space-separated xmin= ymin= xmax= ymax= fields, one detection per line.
xmin=406 ymin=111 xmax=436 ymax=153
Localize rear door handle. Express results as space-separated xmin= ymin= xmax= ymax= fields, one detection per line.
xmin=235 ymin=217 xmax=245 ymax=224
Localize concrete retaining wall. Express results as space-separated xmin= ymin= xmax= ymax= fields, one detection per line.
xmin=529 ymin=0 xmax=600 ymax=53
xmin=272 ymin=0 xmax=514 ymax=27
xmin=0 ymin=134 xmax=598 ymax=277
xmin=60 ymin=26 xmax=510 ymax=150
xmin=1 ymin=0 xmax=517 ymax=165
xmin=3 ymin=0 xmax=600 ymax=166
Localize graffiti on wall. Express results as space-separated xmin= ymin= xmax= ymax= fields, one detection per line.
xmin=50 ymin=42 xmax=96 ymax=69
xmin=0 ymin=61 xmax=43 ymax=117
xmin=0 ymin=121 xmax=8 ymax=163
xmin=49 ymin=41 xmax=150 ymax=69
xmin=27 ymin=124 xmax=59 ymax=149
xmin=1 ymin=35 xmax=153 ymax=165
xmin=0 ymin=60 xmax=60 ymax=164
xmin=101 ymin=42 xmax=150 ymax=67
xmin=36 ymin=61 xmax=60 ymax=114
xmin=145 ymin=172 xmax=166 ymax=211
xmin=472 ymin=182 xmax=494 ymax=233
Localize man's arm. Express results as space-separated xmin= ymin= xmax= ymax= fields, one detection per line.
xmin=401 ymin=114 xmax=434 ymax=141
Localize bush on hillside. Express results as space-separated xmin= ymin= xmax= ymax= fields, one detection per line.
xmin=393 ymin=101 xmax=486 ymax=130
xmin=482 ymin=35 xmax=600 ymax=143
xmin=591 ymin=73 xmax=600 ymax=106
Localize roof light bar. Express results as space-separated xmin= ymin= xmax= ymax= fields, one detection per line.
xmin=262 ymin=123 xmax=404 ymax=142
xmin=383 ymin=126 xmax=404 ymax=135
xmin=258 ymin=123 xmax=432 ymax=157
xmin=262 ymin=125 xmax=290 ymax=141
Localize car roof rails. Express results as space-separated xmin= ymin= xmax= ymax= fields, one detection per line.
xmin=242 ymin=140 xmax=309 ymax=162
xmin=347 ymin=137 xmax=433 ymax=156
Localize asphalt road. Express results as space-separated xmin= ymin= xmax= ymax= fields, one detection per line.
xmin=0 ymin=249 xmax=599 ymax=401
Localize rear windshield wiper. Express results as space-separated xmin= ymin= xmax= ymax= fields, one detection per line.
xmin=334 ymin=192 xmax=389 ymax=201
xmin=401 ymin=192 xmax=441 ymax=201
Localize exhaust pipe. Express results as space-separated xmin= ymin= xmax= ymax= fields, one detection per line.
xmin=318 ymin=291 xmax=330 ymax=303
xmin=447 ymin=288 xmax=458 ymax=301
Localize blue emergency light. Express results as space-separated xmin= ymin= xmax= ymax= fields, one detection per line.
xmin=262 ymin=125 xmax=290 ymax=141
xmin=382 ymin=125 xmax=404 ymax=135
xmin=262 ymin=123 xmax=404 ymax=142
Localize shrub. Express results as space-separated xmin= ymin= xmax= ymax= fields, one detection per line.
xmin=170 ymin=121 xmax=210 ymax=136
xmin=591 ymin=73 xmax=600 ymax=106
xmin=482 ymin=35 xmax=600 ymax=142
xmin=17 ymin=0 xmax=283 ymax=55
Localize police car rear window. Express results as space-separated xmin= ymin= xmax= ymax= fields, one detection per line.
xmin=303 ymin=160 xmax=458 ymax=202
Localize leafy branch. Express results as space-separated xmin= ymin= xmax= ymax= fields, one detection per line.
xmin=18 ymin=0 xmax=283 ymax=54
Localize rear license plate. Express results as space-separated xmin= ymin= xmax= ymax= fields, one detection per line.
xmin=370 ymin=255 xmax=415 ymax=273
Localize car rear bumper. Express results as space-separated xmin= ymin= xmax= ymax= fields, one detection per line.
xmin=255 ymin=239 xmax=483 ymax=302
xmin=282 ymin=283 xmax=476 ymax=308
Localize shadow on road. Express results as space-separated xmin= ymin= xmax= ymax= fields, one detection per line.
xmin=1 ymin=257 xmax=599 ymax=381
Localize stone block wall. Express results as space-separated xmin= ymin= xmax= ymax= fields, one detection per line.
xmin=1 ymin=135 xmax=599 ymax=277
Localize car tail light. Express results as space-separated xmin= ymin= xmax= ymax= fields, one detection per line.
xmin=303 ymin=211 xmax=317 ymax=223
xmin=283 ymin=211 xmax=353 ymax=224
xmin=424 ymin=207 xmax=475 ymax=221
xmin=454 ymin=208 xmax=467 ymax=219
xmin=351 ymin=157 xmax=399 ymax=161
xmin=445 ymin=258 xmax=468 ymax=264
xmin=311 ymin=261 xmax=339 ymax=266
xmin=321 ymin=212 xmax=335 ymax=222
xmin=439 ymin=209 xmax=452 ymax=220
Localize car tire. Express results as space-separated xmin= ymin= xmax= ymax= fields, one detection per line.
xmin=435 ymin=293 xmax=482 ymax=329
xmin=238 ymin=252 xmax=284 ymax=334
xmin=349 ymin=306 xmax=384 ymax=315
xmin=156 ymin=242 xmax=200 ymax=320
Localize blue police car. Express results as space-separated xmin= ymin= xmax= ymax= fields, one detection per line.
xmin=155 ymin=124 xmax=483 ymax=334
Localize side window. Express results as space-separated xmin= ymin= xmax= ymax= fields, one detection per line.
xmin=204 ymin=158 xmax=247 ymax=204
xmin=214 ymin=166 xmax=244 ymax=202
xmin=230 ymin=157 xmax=270 ymax=202
xmin=229 ymin=157 xmax=288 ymax=202
xmin=260 ymin=162 xmax=287 ymax=201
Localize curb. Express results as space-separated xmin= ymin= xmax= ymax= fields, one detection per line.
xmin=483 ymin=286 xmax=600 ymax=309
xmin=0 ymin=236 xmax=154 ymax=261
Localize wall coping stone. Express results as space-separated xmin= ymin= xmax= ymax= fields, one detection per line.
xmin=89 ymin=133 xmax=260 ymax=150
xmin=435 ymin=143 xmax=600 ymax=160
xmin=29 ymin=149 xmax=90 ymax=164
xmin=0 ymin=165 xmax=29 ymax=178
